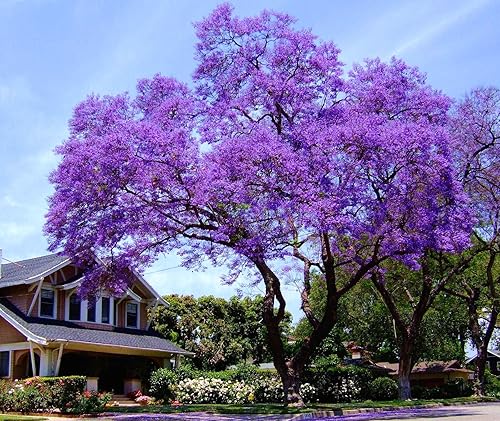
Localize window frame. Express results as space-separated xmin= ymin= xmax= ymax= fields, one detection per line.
xmin=39 ymin=287 xmax=57 ymax=319
xmin=125 ymin=301 xmax=140 ymax=329
xmin=64 ymin=294 xmax=114 ymax=325
xmin=101 ymin=296 xmax=111 ymax=324
xmin=0 ymin=350 xmax=11 ymax=378
xmin=68 ymin=293 xmax=82 ymax=321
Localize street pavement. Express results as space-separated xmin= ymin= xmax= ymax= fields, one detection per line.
xmin=44 ymin=403 xmax=500 ymax=420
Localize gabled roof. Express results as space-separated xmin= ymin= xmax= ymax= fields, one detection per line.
xmin=377 ymin=360 xmax=472 ymax=375
xmin=0 ymin=253 xmax=168 ymax=306
xmin=0 ymin=254 xmax=69 ymax=288
xmin=466 ymin=349 xmax=500 ymax=364
xmin=0 ymin=298 xmax=191 ymax=356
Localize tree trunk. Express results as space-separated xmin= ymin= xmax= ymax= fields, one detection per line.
xmin=282 ymin=365 xmax=304 ymax=407
xmin=398 ymin=338 xmax=413 ymax=400
xmin=474 ymin=347 xmax=487 ymax=396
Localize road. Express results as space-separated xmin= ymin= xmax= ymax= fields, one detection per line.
xmin=42 ymin=403 xmax=500 ymax=420
xmin=316 ymin=403 xmax=500 ymax=421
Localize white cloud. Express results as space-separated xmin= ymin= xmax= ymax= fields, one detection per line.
xmin=392 ymin=0 xmax=491 ymax=56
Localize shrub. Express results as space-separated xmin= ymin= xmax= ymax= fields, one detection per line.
xmin=299 ymin=382 xmax=318 ymax=403
xmin=252 ymin=375 xmax=282 ymax=403
xmin=66 ymin=390 xmax=111 ymax=414
xmin=149 ymin=368 xmax=179 ymax=400
xmin=230 ymin=363 xmax=259 ymax=382
xmin=369 ymin=377 xmax=399 ymax=401
xmin=0 ymin=376 xmax=86 ymax=413
xmin=485 ymin=369 xmax=500 ymax=398
xmin=440 ymin=379 xmax=473 ymax=398
xmin=306 ymin=366 xmax=373 ymax=403
xmin=176 ymin=377 xmax=254 ymax=404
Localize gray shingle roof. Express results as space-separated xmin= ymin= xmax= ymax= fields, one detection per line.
xmin=0 ymin=254 xmax=69 ymax=287
xmin=0 ymin=298 xmax=191 ymax=356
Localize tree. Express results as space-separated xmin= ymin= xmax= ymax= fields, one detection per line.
xmin=152 ymin=294 xmax=291 ymax=370
xmin=295 ymin=274 xmax=468 ymax=366
xmin=45 ymin=4 xmax=473 ymax=404
xmin=443 ymin=87 xmax=500 ymax=395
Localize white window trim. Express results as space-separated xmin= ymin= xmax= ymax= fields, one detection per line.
xmin=64 ymin=293 xmax=114 ymax=325
xmin=0 ymin=350 xmax=12 ymax=378
xmin=100 ymin=296 xmax=114 ymax=325
xmin=66 ymin=291 xmax=83 ymax=321
xmin=125 ymin=300 xmax=140 ymax=329
xmin=38 ymin=286 xmax=57 ymax=319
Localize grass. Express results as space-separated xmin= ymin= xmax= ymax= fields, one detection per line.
xmin=105 ymin=396 xmax=497 ymax=415
xmin=0 ymin=417 xmax=49 ymax=421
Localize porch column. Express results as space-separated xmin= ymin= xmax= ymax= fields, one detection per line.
xmin=29 ymin=342 xmax=37 ymax=376
xmin=174 ymin=354 xmax=181 ymax=369
xmin=54 ymin=343 xmax=65 ymax=376
xmin=39 ymin=348 xmax=51 ymax=376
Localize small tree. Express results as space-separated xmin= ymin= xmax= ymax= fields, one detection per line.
xmin=45 ymin=4 xmax=473 ymax=404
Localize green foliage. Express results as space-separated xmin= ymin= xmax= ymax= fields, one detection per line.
xmin=368 ymin=377 xmax=399 ymax=401
xmin=0 ymin=376 xmax=86 ymax=413
xmin=484 ymin=370 xmax=500 ymax=397
xmin=66 ymin=390 xmax=111 ymax=414
xmin=152 ymin=294 xmax=292 ymax=371
xmin=149 ymin=368 xmax=179 ymax=400
xmin=412 ymin=379 xmax=473 ymax=399
xmin=295 ymin=267 xmax=469 ymax=368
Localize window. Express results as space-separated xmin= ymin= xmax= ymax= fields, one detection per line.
xmin=40 ymin=289 xmax=55 ymax=318
xmin=87 ymin=300 xmax=96 ymax=322
xmin=69 ymin=294 xmax=81 ymax=320
xmin=126 ymin=302 xmax=138 ymax=328
xmin=101 ymin=297 xmax=110 ymax=323
xmin=0 ymin=351 xmax=10 ymax=377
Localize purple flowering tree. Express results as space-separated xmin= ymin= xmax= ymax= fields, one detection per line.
xmin=45 ymin=4 xmax=473 ymax=404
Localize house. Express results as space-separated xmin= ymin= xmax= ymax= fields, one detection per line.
xmin=377 ymin=360 xmax=473 ymax=388
xmin=0 ymin=252 xmax=192 ymax=393
xmin=466 ymin=349 xmax=500 ymax=376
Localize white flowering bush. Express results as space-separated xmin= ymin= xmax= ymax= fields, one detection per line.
xmin=176 ymin=377 xmax=254 ymax=404
xmin=299 ymin=382 xmax=318 ymax=403
xmin=253 ymin=375 xmax=283 ymax=403
xmin=307 ymin=366 xmax=372 ymax=403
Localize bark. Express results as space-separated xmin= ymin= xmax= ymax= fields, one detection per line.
xmin=473 ymin=347 xmax=488 ymax=396
xmin=398 ymin=337 xmax=414 ymax=399
xmin=253 ymin=239 xmax=379 ymax=406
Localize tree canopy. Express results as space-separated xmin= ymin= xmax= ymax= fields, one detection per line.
xmin=45 ymin=4 xmax=482 ymax=404
xmin=152 ymin=294 xmax=292 ymax=371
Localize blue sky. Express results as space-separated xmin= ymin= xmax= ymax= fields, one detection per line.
xmin=1 ymin=0 xmax=499 ymax=322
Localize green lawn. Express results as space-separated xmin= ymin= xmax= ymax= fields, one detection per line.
xmin=0 ymin=417 xmax=48 ymax=421
xmin=105 ymin=396 xmax=497 ymax=415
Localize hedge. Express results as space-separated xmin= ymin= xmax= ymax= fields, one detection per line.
xmin=0 ymin=376 xmax=109 ymax=414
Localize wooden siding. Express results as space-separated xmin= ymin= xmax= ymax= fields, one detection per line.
xmin=0 ymin=318 xmax=26 ymax=343
xmin=0 ymin=285 xmax=35 ymax=315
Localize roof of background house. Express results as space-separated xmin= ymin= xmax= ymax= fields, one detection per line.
xmin=0 ymin=254 xmax=69 ymax=288
xmin=466 ymin=349 xmax=500 ymax=363
xmin=0 ymin=298 xmax=191 ymax=355
xmin=377 ymin=360 xmax=472 ymax=375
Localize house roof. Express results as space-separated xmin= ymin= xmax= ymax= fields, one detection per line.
xmin=0 ymin=298 xmax=192 ymax=356
xmin=0 ymin=253 xmax=168 ymax=306
xmin=0 ymin=254 xmax=69 ymax=288
xmin=377 ymin=360 xmax=472 ymax=375
xmin=343 ymin=358 xmax=393 ymax=374
xmin=466 ymin=349 xmax=500 ymax=364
